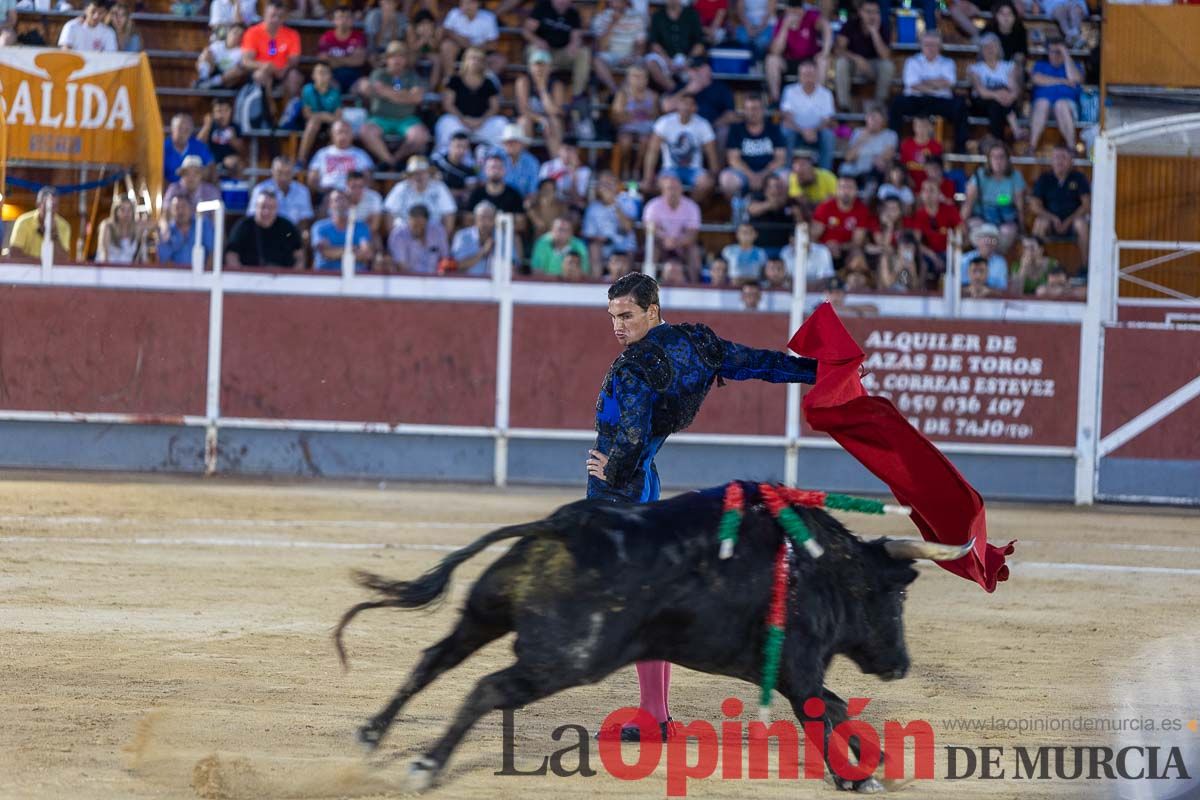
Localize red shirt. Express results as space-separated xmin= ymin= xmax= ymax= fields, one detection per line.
xmin=773 ymin=8 xmax=822 ymax=61
xmin=813 ymin=198 xmax=876 ymax=245
xmin=904 ymin=202 xmax=961 ymax=253
xmin=693 ymin=0 xmax=728 ymax=26
xmin=242 ymin=23 xmax=302 ymax=70
xmin=318 ymin=28 xmax=367 ymax=60
xmin=917 ymin=175 xmax=957 ymax=201
xmin=899 ymin=136 xmax=943 ymax=185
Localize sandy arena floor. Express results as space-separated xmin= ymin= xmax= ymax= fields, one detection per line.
xmin=1 ymin=473 xmax=1198 ymax=800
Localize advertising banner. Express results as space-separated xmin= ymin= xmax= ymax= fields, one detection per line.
xmin=803 ymin=318 xmax=1081 ymax=447
xmin=0 ymin=47 xmax=164 ymax=209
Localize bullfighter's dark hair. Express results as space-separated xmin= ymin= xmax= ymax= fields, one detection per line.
xmin=608 ymin=273 xmax=660 ymax=311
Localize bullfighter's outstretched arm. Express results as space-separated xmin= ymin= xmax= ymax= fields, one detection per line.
xmin=719 ymin=339 xmax=817 ymax=384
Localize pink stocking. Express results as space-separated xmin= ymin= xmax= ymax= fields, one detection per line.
xmin=661 ymin=662 xmax=672 ymax=720
xmin=634 ymin=660 xmax=671 ymax=724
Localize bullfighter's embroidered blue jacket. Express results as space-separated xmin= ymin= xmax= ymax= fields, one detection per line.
xmin=588 ymin=322 xmax=817 ymax=503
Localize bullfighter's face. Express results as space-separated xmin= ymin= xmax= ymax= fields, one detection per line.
xmin=608 ymin=295 xmax=659 ymax=348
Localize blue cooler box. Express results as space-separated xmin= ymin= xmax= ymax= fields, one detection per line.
xmin=895 ymin=9 xmax=919 ymax=45
xmin=709 ymin=48 xmax=752 ymax=75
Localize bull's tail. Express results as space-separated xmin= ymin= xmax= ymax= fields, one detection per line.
xmin=333 ymin=520 xmax=557 ymax=668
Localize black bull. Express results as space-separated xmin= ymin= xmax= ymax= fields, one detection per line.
xmin=334 ymin=488 xmax=971 ymax=792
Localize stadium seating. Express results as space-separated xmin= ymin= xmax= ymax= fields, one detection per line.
xmin=10 ymin=0 xmax=1101 ymax=276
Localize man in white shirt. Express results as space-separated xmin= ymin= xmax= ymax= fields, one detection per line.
xmin=780 ymin=237 xmax=835 ymax=286
xmin=208 ymin=0 xmax=260 ymax=29
xmin=441 ymin=0 xmax=502 ymax=79
xmin=642 ymin=92 xmax=718 ymax=203
xmin=249 ymin=156 xmax=314 ymax=230
xmin=307 ymin=120 xmax=375 ymax=195
xmin=346 ymin=169 xmax=385 ymax=240
xmin=889 ymin=32 xmax=969 ymax=152
xmin=383 ymin=155 xmax=459 ymax=235
xmin=779 ymin=60 xmax=835 ymax=170
xmin=58 ymin=0 xmax=117 ymax=51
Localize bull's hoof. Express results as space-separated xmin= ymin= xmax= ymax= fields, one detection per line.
xmin=404 ymin=756 xmax=439 ymax=793
xmin=831 ymin=776 xmax=886 ymax=793
xmin=355 ymin=723 xmax=385 ymax=751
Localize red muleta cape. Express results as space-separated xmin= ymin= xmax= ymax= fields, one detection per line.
xmin=789 ymin=303 xmax=1015 ymax=592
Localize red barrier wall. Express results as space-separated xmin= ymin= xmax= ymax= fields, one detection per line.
xmin=1101 ymin=327 xmax=1200 ymax=460
xmin=220 ymin=296 xmax=497 ymax=426
xmin=0 ymin=288 xmax=1092 ymax=452
xmin=509 ymin=308 xmax=1081 ymax=446
xmin=0 ymin=285 xmax=207 ymax=417
xmin=1117 ymin=304 xmax=1200 ymax=325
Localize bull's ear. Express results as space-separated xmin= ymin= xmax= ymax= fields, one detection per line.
xmin=883 ymin=538 xmax=975 ymax=562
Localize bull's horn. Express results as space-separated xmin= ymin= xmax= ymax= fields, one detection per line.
xmin=884 ymin=537 xmax=975 ymax=562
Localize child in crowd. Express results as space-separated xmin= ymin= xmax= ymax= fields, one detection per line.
xmin=763 ymin=256 xmax=789 ymax=290
xmin=297 ymin=61 xmax=342 ymax=165
xmin=406 ymin=10 xmax=442 ymax=89
xmin=198 ymin=97 xmax=245 ymax=177
xmin=195 ymin=23 xmax=246 ymax=89
xmin=525 ymin=178 xmax=566 ymax=242
xmin=611 ymin=65 xmax=659 ymax=182
xmin=707 ymin=256 xmax=729 ymax=286
xmin=899 ymin=116 xmax=943 ymax=187
xmin=876 ymin=163 xmax=915 ymax=213
xmin=720 ymin=222 xmax=769 ymax=284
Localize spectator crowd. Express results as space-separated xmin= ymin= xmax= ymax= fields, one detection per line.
xmin=1 ymin=0 xmax=1097 ymax=302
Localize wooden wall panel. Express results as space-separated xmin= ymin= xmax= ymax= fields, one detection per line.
xmin=1103 ymin=7 xmax=1200 ymax=89
xmin=1114 ymin=155 xmax=1200 ymax=299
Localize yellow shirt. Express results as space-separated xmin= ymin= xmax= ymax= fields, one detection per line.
xmin=7 ymin=210 xmax=71 ymax=258
xmin=789 ymin=168 xmax=837 ymax=205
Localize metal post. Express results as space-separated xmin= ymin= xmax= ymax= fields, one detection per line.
xmin=196 ymin=199 xmax=226 ymax=476
xmin=943 ymin=228 xmax=962 ymax=317
xmin=39 ymin=227 xmax=52 ymax=281
xmin=192 ymin=210 xmax=207 ymax=274
xmin=493 ymin=212 xmax=515 ymax=487
xmin=642 ymin=221 xmax=657 ymax=279
xmin=77 ymin=167 xmax=87 ymax=262
xmin=212 ymin=202 xmax=225 ymax=276
xmin=1074 ymin=132 xmax=1117 ymax=505
xmin=784 ymin=223 xmax=810 ymax=487
xmin=341 ymin=207 xmax=358 ymax=280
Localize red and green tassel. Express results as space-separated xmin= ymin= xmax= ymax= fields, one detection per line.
xmin=781 ymin=487 xmax=911 ymax=517
xmin=759 ymin=540 xmax=791 ymax=722
xmin=717 ymin=481 xmax=745 ymax=559
xmin=759 ymin=483 xmax=824 ymax=559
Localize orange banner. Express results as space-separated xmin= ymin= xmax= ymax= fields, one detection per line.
xmin=0 ymin=47 xmax=163 ymax=212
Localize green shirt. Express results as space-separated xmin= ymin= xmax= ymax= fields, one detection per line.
xmin=301 ymin=82 xmax=342 ymax=114
xmin=530 ymin=234 xmax=589 ymax=276
xmin=369 ymin=67 xmax=422 ymax=120
xmin=1009 ymin=256 xmax=1058 ymax=295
